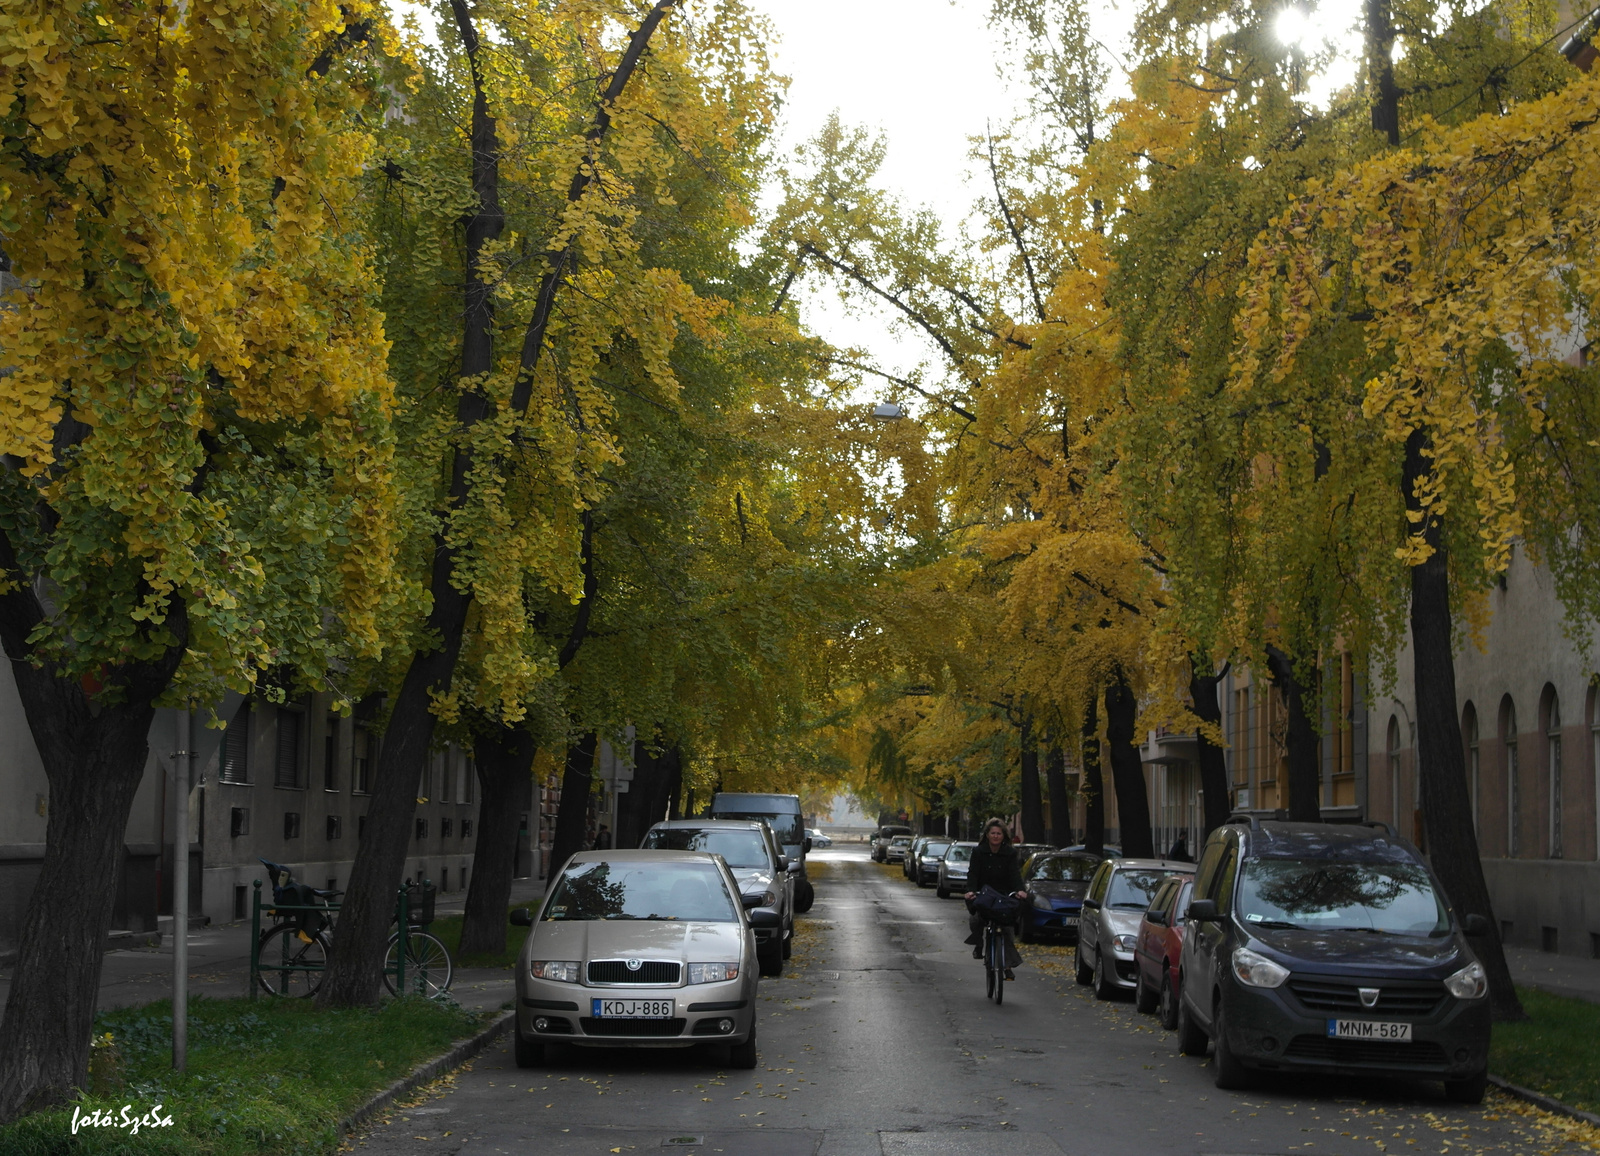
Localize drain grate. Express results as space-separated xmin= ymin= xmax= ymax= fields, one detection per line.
xmin=663 ymin=1136 xmax=704 ymax=1147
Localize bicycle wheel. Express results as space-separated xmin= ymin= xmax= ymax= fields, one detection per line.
xmin=989 ymin=929 xmax=1005 ymax=1006
xmin=384 ymin=930 xmax=454 ymax=998
xmin=257 ymin=926 xmax=329 ymax=997
xmin=983 ymin=927 xmax=997 ymax=1000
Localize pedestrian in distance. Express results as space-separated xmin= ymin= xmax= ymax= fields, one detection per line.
xmin=1167 ymin=834 xmax=1191 ymax=862
xmin=963 ymin=817 xmax=1027 ymax=978
xmin=594 ymin=825 xmax=613 ymax=850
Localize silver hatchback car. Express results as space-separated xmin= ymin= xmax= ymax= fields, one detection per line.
xmin=1075 ymin=857 xmax=1193 ymax=999
xmin=509 ymin=849 xmax=774 ymax=1068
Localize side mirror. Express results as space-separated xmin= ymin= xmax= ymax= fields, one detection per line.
xmin=749 ymin=908 xmax=782 ymax=929
xmin=1461 ymin=913 xmax=1491 ymax=937
xmin=741 ymin=892 xmax=765 ymax=909
xmin=1146 ymin=910 xmax=1167 ymax=927
xmin=775 ymin=855 xmax=789 ymax=872
xmin=805 ymin=837 xmax=814 ymax=853
xmin=1187 ymin=898 xmax=1219 ymax=922
xmin=786 ymin=859 xmax=802 ymax=874
xmin=509 ymin=908 xmax=534 ymax=927
xmin=1081 ymin=897 xmax=1100 ymax=910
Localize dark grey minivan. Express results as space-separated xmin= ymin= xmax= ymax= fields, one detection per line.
xmin=1177 ymin=818 xmax=1492 ymax=1101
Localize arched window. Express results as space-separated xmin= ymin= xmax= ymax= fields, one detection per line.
xmin=1502 ymin=696 xmax=1520 ymax=857
xmin=1387 ymin=716 xmax=1402 ymax=828
xmin=1462 ymin=703 xmax=1480 ymax=838
xmin=1545 ymin=688 xmax=1563 ymax=859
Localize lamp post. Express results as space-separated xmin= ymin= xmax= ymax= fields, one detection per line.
xmin=871 ymin=401 xmax=906 ymax=421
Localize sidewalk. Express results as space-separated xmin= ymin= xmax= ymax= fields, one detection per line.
xmin=0 ymin=876 xmax=545 ymax=1014
xmin=1505 ymin=944 xmax=1600 ymax=1005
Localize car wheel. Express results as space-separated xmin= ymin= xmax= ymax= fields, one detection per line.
xmin=1074 ymin=945 xmax=1093 ymax=985
xmin=513 ymin=1028 xmax=543 ymax=1069
xmin=1211 ymin=1000 xmax=1251 ymax=1090
xmin=1134 ymin=965 xmax=1158 ymax=1013
xmin=728 ymin=1021 xmax=759 ymax=1070
xmin=1159 ymin=968 xmax=1180 ymax=1031
xmin=1175 ymin=982 xmax=1208 ymax=1056
xmin=758 ymin=940 xmax=783 ymax=977
xmin=781 ymin=925 xmax=793 ymax=959
xmin=793 ymin=877 xmax=815 ymax=913
xmin=1444 ymin=1072 xmax=1488 ymax=1104
xmin=1092 ymin=946 xmax=1118 ymax=1000
xmin=936 ymin=885 xmax=949 ymax=899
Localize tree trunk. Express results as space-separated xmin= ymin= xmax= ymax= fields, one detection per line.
xmin=1266 ymin=646 xmax=1323 ymax=822
xmin=0 ymin=594 xmax=185 ymax=1121
xmin=1018 ymin=715 xmax=1045 ymax=843
xmin=1082 ymin=692 xmax=1105 ymax=856
xmin=458 ymin=724 xmax=535 ymax=956
xmin=1403 ymin=430 xmax=1524 ymax=1020
xmin=548 ymin=731 xmax=599 ymax=879
xmin=1046 ymin=745 xmax=1071 ymax=846
xmin=1365 ymin=0 xmax=1402 ymax=145
xmin=1189 ymin=661 xmax=1233 ymax=839
xmin=1105 ymin=673 xmax=1154 ymax=858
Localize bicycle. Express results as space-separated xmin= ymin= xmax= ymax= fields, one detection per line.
xmin=255 ymin=860 xmax=454 ymax=999
xmin=967 ymin=886 xmax=1021 ymax=1005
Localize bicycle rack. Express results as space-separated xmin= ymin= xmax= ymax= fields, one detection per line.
xmin=249 ymin=877 xmax=436 ymax=999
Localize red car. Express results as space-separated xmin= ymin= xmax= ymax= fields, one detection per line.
xmin=1133 ymin=872 xmax=1193 ymax=1030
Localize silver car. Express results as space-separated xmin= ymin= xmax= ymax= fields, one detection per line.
xmin=1075 ymin=857 xmax=1192 ymax=999
xmin=936 ymin=841 xmax=977 ymax=898
xmin=508 ymin=849 xmax=771 ymax=1068
xmin=640 ymin=819 xmax=794 ymax=976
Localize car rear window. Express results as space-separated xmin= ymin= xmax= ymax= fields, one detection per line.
xmin=543 ymin=860 xmax=737 ymax=923
xmin=641 ymin=828 xmax=769 ymax=869
xmin=1106 ymin=869 xmax=1174 ymax=909
xmin=1029 ymin=854 xmax=1100 ymax=882
xmin=1237 ymin=859 xmax=1448 ymax=935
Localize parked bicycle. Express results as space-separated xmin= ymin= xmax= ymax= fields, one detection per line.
xmin=254 ymin=858 xmax=454 ymax=999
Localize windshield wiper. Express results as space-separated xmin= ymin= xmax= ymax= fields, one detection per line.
xmin=1248 ymin=919 xmax=1306 ymax=930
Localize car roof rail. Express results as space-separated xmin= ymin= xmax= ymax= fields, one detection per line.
xmin=1224 ymin=813 xmax=1262 ymax=831
xmin=1360 ymin=819 xmax=1399 ymax=838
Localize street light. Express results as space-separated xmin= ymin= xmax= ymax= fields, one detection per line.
xmin=872 ymin=401 xmax=906 ymax=421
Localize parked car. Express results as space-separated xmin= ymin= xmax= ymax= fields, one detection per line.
xmin=936 ymin=841 xmax=977 ymax=898
xmin=807 ymin=828 xmax=833 ymax=849
xmin=640 ymin=818 xmax=793 ymax=975
xmin=708 ymin=792 xmax=814 ymax=912
xmin=1020 ymin=850 xmax=1102 ymax=943
xmin=1177 ymin=818 xmax=1492 ymax=1101
xmin=871 ymin=825 xmax=913 ymax=862
xmin=1134 ymin=872 xmax=1195 ymax=1028
xmin=1014 ymin=843 xmax=1056 ymax=872
xmin=885 ymin=835 xmax=913 ymax=864
xmin=903 ymin=836 xmax=930 ymax=878
xmin=1076 ymin=856 xmax=1193 ymax=999
xmin=911 ymin=838 xmax=953 ymax=887
xmin=508 ymin=849 xmax=773 ymax=1069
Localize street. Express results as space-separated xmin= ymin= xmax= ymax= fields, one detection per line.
xmin=347 ymin=847 xmax=1599 ymax=1156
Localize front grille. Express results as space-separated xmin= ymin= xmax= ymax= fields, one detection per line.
xmin=587 ymin=960 xmax=680 ymax=985
xmin=1283 ymin=1035 xmax=1447 ymax=1067
xmin=1114 ymin=959 xmax=1137 ymax=981
xmin=580 ymin=1017 xmax=686 ymax=1037
xmin=1288 ymin=978 xmax=1446 ymax=1017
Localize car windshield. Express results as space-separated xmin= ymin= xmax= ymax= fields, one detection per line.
xmin=640 ymin=828 xmax=769 ymax=869
xmin=717 ymin=810 xmax=802 ymax=845
xmin=542 ymin=860 xmax=737 ymax=922
xmin=1107 ymin=869 xmax=1176 ymax=909
xmin=1029 ymin=855 xmax=1100 ymax=882
xmin=891 ymin=837 xmax=911 ymax=847
xmin=945 ymin=846 xmax=972 ymax=862
xmin=924 ymin=841 xmax=951 ymax=858
xmin=1238 ymin=859 xmax=1449 ymax=935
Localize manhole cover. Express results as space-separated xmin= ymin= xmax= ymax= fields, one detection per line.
xmin=663 ymin=1137 xmax=705 ymax=1147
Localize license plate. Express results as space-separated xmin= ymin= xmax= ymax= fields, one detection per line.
xmin=592 ymin=998 xmax=674 ymax=1019
xmin=1063 ymin=917 xmax=1079 ymax=927
xmin=1327 ymin=1019 xmax=1412 ymax=1041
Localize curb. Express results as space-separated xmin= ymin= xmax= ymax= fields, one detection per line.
xmin=340 ymin=1009 xmax=515 ymax=1136
xmin=1489 ymin=1075 xmax=1600 ymax=1128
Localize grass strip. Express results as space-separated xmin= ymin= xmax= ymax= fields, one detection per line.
xmin=0 ymin=995 xmax=487 ymax=1156
xmin=427 ymin=904 xmax=533 ymax=970
xmin=1490 ymin=986 xmax=1600 ymax=1115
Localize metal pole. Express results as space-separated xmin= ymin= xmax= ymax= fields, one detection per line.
xmin=250 ymin=880 xmax=262 ymax=1000
xmin=172 ymin=710 xmax=191 ymax=1071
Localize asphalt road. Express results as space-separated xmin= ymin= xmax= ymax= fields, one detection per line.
xmin=348 ymin=847 xmax=1599 ymax=1156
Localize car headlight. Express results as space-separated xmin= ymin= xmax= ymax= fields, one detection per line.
xmin=1112 ymin=933 xmax=1138 ymax=953
xmin=1444 ymin=960 xmax=1488 ymax=1000
xmin=1231 ymin=946 xmax=1289 ymax=989
xmin=687 ymin=962 xmax=740 ymax=984
xmin=530 ymin=960 xmax=580 ymax=983
xmin=1031 ymin=893 xmax=1052 ymax=910
xmin=744 ymin=890 xmax=779 ymax=908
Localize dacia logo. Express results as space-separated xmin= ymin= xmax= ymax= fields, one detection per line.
xmin=626 ymin=958 xmax=642 ymax=972
xmin=1358 ymin=987 xmax=1380 ymax=1008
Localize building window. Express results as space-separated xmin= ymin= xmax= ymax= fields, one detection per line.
xmin=441 ymin=818 xmax=453 ymax=839
xmin=1548 ymin=689 xmax=1563 ymax=859
xmin=1386 ymin=715 xmax=1403 ymax=828
xmin=1462 ymin=703 xmax=1480 ymax=838
xmin=323 ymin=716 xmax=339 ymax=792
xmin=416 ymin=818 xmax=429 ymax=841
xmin=234 ymin=885 xmax=248 ymax=920
xmin=221 ymin=702 xmax=252 ymax=784
xmin=326 ymin=814 xmax=343 ymax=841
xmin=1232 ymin=685 xmax=1251 ymax=801
xmin=1504 ymin=697 xmax=1520 ymax=857
xmin=462 ymin=819 xmax=473 ymax=839
xmin=283 ymin=811 xmax=301 ymax=839
xmin=354 ymin=726 xmax=372 ymax=794
xmin=275 ymin=707 xmax=304 ymax=789
xmin=440 ymin=750 xmax=452 ymax=803
xmin=230 ymin=806 xmax=250 ymax=837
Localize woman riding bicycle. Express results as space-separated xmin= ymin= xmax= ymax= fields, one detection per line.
xmin=963 ymin=818 xmax=1027 ymax=979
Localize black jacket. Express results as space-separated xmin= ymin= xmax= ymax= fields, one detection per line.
xmin=966 ymin=841 xmax=1023 ymax=894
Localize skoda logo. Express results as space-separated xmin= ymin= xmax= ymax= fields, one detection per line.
xmin=1358 ymin=987 xmax=1381 ymax=1008
xmin=626 ymin=958 xmax=642 ymax=972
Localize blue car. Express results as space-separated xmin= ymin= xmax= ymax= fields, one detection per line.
xmin=1020 ymin=850 xmax=1104 ymax=942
